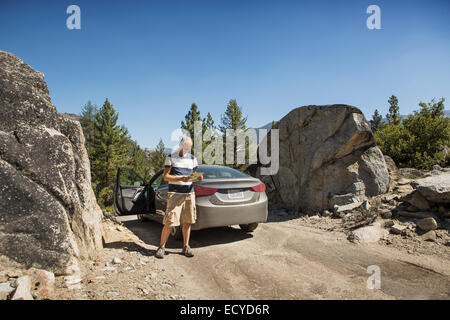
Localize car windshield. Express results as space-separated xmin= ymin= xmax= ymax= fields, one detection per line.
xmin=196 ymin=166 xmax=249 ymax=179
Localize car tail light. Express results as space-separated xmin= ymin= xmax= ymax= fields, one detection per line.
xmin=194 ymin=185 xmax=218 ymax=196
xmin=250 ymin=183 xmax=265 ymax=192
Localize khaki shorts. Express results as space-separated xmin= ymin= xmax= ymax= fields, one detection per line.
xmin=162 ymin=192 xmax=197 ymax=226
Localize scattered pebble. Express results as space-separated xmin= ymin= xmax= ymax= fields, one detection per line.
xmin=112 ymin=257 xmax=123 ymax=264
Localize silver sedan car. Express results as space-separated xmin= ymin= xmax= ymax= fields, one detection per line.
xmin=114 ymin=165 xmax=268 ymax=239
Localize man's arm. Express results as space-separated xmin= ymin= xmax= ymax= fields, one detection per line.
xmin=163 ymin=167 xmax=189 ymax=183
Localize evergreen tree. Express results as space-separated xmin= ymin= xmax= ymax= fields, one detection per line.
xmin=369 ymin=109 xmax=383 ymax=132
xmin=150 ymin=139 xmax=167 ymax=172
xmin=202 ymin=112 xmax=216 ymax=151
xmin=375 ymin=97 xmax=449 ymax=169
xmin=79 ymin=101 xmax=98 ymax=160
xmin=91 ymin=98 xmax=130 ymax=210
xmin=181 ymin=103 xmax=202 ymax=146
xmin=386 ymin=95 xmax=400 ymax=125
xmin=128 ymin=139 xmax=152 ymax=182
xmin=219 ymin=99 xmax=248 ymax=168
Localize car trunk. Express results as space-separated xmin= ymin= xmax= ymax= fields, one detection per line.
xmin=194 ymin=177 xmax=263 ymax=205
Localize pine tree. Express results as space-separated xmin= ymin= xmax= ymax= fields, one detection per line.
xmin=386 ymin=95 xmax=400 ymax=125
xmin=128 ymin=139 xmax=152 ymax=182
xmin=370 ymin=109 xmax=383 ymax=132
xmin=202 ymin=112 xmax=216 ymax=151
xmin=79 ymin=101 xmax=98 ymax=160
xmin=375 ymin=97 xmax=449 ymax=169
xmin=91 ymin=98 xmax=130 ymax=210
xmin=219 ymin=99 xmax=248 ymax=168
xmin=150 ymin=139 xmax=167 ymax=172
xmin=181 ymin=103 xmax=202 ymax=146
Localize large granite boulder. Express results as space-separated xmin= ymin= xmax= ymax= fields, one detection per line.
xmin=254 ymin=105 xmax=389 ymax=211
xmin=0 ymin=51 xmax=103 ymax=275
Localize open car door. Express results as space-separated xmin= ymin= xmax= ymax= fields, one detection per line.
xmin=114 ymin=168 xmax=148 ymax=216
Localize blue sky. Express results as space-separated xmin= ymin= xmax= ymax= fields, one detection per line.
xmin=1 ymin=0 xmax=449 ymax=149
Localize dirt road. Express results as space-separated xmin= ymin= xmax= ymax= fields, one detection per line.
xmin=117 ymin=215 xmax=450 ymax=300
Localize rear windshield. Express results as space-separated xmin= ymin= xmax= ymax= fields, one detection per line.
xmin=196 ymin=166 xmax=249 ymax=179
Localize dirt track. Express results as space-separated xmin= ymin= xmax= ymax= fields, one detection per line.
xmin=115 ymin=215 xmax=450 ymax=300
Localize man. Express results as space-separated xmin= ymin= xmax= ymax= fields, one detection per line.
xmin=155 ymin=136 xmax=202 ymax=259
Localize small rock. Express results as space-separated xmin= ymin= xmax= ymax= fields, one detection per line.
xmin=390 ymin=224 xmax=407 ymax=235
xmin=161 ymin=282 xmax=172 ymax=289
xmin=348 ymin=222 xmax=389 ymax=244
xmin=395 ymin=184 xmax=414 ymax=194
xmin=95 ymin=276 xmax=106 ymax=280
xmin=403 ymin=191 xmax=430 ymax=210
xmin=27 ymin=268 xmax=55 ymax=299
xmin=403 ymin=229 xmax=415 ymax=238
xmin=397 ymin=178 xmax=412 ymax=185
xmin=112 ymin=257 xmax=122 ymax=264
xmin=11 ymin=276 xmax=33 ymax=300
xmin=421 ymin=230 xmax=436 ymax=242
xmin=362 ymin=200 xmax=371 ymax=211
xmin=333 ymin=201 xmax=363 ymax=214
xmin=380 ymin=209 xmax=392 ymax=219
xmin=321 ymin=210 xmax=332 ymax=217
xmin=416 ymin=217 xmax=438 ymax=231
xmin=397 ymin=211 xmax=437 ymax=219
xmin=6 ymin=271 xmax=22 ymax=279
xmin=101 ymin=266 xmax=117 ymax=272
xmin=382 ymin=194 xmax=398 ymax=203
xmin=384 ymin=220 xmax=394 ymax=228
xmin=0 ymin=282 xmax=15 ymax=295
xmin=138 ymin=287 xmax=149 ymax=295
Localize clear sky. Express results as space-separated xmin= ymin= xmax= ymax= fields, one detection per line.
xmin=1 ymin=0 xmax=449 ymax=149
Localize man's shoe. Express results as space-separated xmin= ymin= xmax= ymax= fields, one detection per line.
xmin=182 ymin=245 xmax=194 ymax=257
xmin=155 ymin=246 xmax=165 ymax=259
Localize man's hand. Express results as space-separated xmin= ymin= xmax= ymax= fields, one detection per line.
xmin=163 ymin=168 xmax=191 ymax=183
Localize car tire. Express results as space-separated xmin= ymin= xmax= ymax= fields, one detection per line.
xmin=171 ymin=226 xmax=183 ymax=241
xmin=239 ymin=223 xmax=258 ymax=232
xmin=137 ymin=214 xmax=148 ymax=222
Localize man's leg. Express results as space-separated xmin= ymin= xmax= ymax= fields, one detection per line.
xmin=156 ymin=192 xmax=182 ymax=259
xmin=182 ymin=223 xmax=191 ymax=247
xmin=181 ymin=223 xmax=194 ymax=257
xmin=155 ymin=225 xmax=171 ymax=259
xmin=160 ymin=224 xmax=172 ymax=247
xmin=181 ymin=193 xmax=196 ymax=257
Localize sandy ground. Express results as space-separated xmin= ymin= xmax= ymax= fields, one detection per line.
xmin=47 ymin=210 xmax=448 ymax=300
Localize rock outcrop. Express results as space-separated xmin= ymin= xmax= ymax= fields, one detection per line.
xmin=253 ymin=105 xmax=389 ymax=211
xmin=0 ymin=51 xmax=103 ymax=275
xmin=411 ymin=172 xmax=450 ymax=204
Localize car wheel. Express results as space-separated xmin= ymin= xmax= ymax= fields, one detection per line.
xmin=239 ymin=223 xmax=258 ymax=232
xmin=137 ymin=214 xmax=148 ymax=222
xmin=170 ymin=226 xmax=183 ymax=241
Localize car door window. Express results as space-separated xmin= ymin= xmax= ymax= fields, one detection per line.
xmin=120 ymin=168 xmax=145 ymax=186
xmin=151 ymin=173 xmax=168 ymax=191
